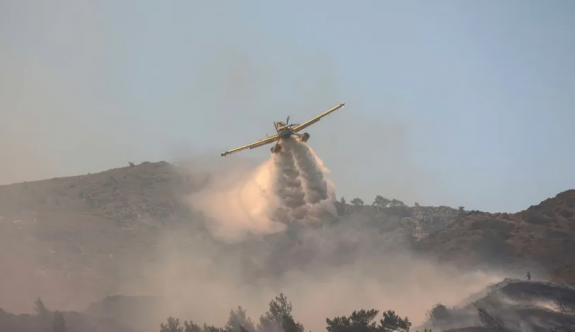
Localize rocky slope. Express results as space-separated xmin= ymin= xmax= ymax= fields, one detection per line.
xmin=334 ymin=199 xmax=461 ymax=240
xmin=414 ymin=190 xmax=575 ymax=284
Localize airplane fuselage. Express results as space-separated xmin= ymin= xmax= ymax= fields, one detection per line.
xmin=277 ymin=127 xmax=294 ymax=139
xmin=274 ymin=122 xmax=296 ymax=139
xmin=270 ymin=121 xmax=309 ymax=153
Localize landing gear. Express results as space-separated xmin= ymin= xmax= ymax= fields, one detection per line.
xmin=300 ymin=132 xmax=310 ymax=142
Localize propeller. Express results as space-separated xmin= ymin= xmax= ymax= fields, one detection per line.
xmin=286 ymin=116 xmax=290 ymax=125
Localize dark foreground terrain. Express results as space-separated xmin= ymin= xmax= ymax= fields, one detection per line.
xmin=1 ymin=161 xmax=574 ymax=331
xmin=3 ymin=279 xmax=575 ymax=332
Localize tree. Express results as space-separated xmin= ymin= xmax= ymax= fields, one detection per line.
xmin=183 ymin=321 xmax=202 ymax=332
xmin=34 ymin=297 xmax=51 ymax=329
xmin=258 ymin=293 xmax=304 ymax=332
xmin=426 ymin=303 xmax=451 ymax=327
xmin=326 ymin=309 xmax=411 ymax=332
xmin=34 ymin=298 xmax=50 ymax=318
xmin=225 ymin=306 xmax=256 ymax=332
xmin=336 ymin=197 xmax=348 ymax=216
xmin=326 ymin=309 xmax=379 ymax=332
xmin=52 ymin=311 xmax=67 ymax=332
xmin=351 ymin=198 xmax=364 ymax=206
xmin=372 ymin=196 xmax=391 ymax=210
xmin=380 ymin=310 xmax=411 ymax=332
xmin=158 ymin=296 xmax=422 ymax=332
xmin=159 ymin=305 xmax=255 ymax=332
xmin=161 ymin=317 xmax=183 ymax=332
xmin=389 ymin=199 xmax=405 ymax=207
xmin=203 ymin=325 xmax=226 ymax=332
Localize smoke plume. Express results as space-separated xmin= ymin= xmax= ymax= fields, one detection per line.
xmin=162 ymin=141 xmax=504 ymax=332
xmin=288 ymin=140 xmax=329 ymax=204
xmin=187 ymin=158 xmax=286 ymax=242
xmin=189 ymin=140 xmax=337 ymax=240
xmin=271 ymin=143 xmax=308 ymax=221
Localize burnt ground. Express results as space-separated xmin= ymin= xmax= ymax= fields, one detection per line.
xmin=419 ymin=279 xmax=575 ymax=332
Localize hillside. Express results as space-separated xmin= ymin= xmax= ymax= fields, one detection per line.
xmin=0 ymin=161 xmax=200 ymax=312
xmin=0 ymin=307 xmax=136 ymax=332
xmin=414 ymin=190 xmax=575 ymax=284
xmin=1 ymin=160 xmax=575 ymax=332
xmin=420 ymin=278 xmax=575 ymax=331
xmin=0 ymin=160 xmax=461 ymax=301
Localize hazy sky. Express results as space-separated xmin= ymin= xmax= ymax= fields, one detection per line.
xmin=1 ymin=1 xmax=574 ymax=212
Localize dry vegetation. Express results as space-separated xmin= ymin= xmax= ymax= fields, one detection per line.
xmin=414 ymin=190 xmax=575 ymax=284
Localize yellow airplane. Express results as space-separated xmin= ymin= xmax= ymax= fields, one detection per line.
xmin=221 ymin=102 xmax=345 ymax=157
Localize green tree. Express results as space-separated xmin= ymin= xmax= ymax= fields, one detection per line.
xmin=326 ymin=309 xmax=411 ymax=332
xmin=380 ymin=310 xmax=411 ymax=332
xmin=372 ymin=196 xmax=391 ymax=210
xmin=389 ymin=199 xmax=405 ymax=207
xmin=351 ymin=198 xmax=364 ymax=206
xmin=52 ymin=311 xmax=67 ymax=332
xmin=336 ymin=197 xmax=348 ymax=216
xmin=326 ymin=309 xmax=380 ymax=332
xmin=258 ymin=293 xmax=304 ymax=332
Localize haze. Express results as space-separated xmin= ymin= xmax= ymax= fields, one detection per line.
xmin=1 ymin=1 xmax=574 ymax=212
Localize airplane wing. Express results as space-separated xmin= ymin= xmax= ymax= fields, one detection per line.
xmin=221 ymin=134 xmax=279 ymax=156
xmin=292 ymin=102 xmax=345 ymax=133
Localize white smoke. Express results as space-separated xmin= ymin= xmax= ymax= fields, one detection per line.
xmin=287 ymin=140 xmax=329 ymax=204
xmin=188 ymin=139 xmax=336 ymax=241
xmin=272 ymin=143 xmax=308 ymax=221
xmin=188 ymin=159 xmax=286 ymax=241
